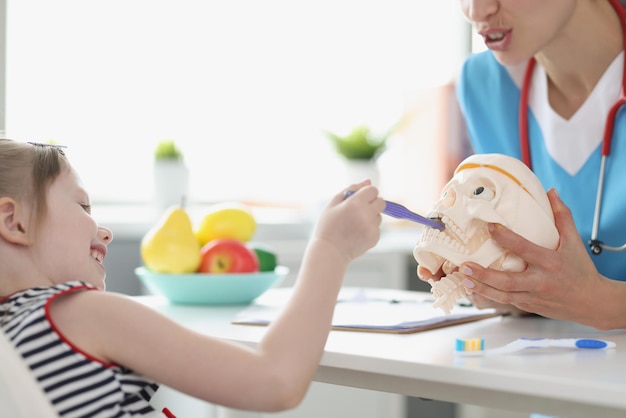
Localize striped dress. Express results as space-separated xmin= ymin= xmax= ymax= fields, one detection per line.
xmin=1 ymin=281 xmax=167 ymax=417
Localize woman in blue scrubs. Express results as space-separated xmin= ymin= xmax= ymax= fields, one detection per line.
xmin=437 ymin=0 xmax=626 ymax=331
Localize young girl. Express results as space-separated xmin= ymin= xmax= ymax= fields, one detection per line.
xmin=0 ymin=139 xmax=385 ymax=417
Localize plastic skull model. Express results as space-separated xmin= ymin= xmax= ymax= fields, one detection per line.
xmin=413 ymin=153 xmax=559 ymax=314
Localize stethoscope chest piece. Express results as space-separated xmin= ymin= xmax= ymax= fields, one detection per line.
xmin=588 ymin=239 xmax=604 ymax=255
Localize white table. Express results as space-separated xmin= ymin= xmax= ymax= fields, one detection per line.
xmin=137 ymin=288 xmax=626 ymax=418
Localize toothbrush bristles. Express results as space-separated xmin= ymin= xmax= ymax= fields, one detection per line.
xmin=456 ymin=338 xmax=485 ymax=352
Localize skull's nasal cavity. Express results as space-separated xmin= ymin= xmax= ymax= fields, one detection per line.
xmin=442 ymin=188 xmax=456 ymax=208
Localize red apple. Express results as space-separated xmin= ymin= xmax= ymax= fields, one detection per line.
xmin=198 ymin=238 xmax=260 ymax=273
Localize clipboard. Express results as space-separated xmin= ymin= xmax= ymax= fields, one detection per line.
xmin=232 ymin=289 xmax=503 ymax=334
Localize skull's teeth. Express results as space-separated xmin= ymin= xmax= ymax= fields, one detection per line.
xmin=419 ymin=224 xmax=469 ymax=255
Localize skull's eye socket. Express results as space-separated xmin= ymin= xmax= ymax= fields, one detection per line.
xmin=472 ymin=186 xmax=495 ymax=200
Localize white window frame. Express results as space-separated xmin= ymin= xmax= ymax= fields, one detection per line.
xmin=2 ymin=1 xmax=472 ymax=217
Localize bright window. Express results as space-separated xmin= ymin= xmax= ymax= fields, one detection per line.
xmin=5 ymin=1 xmax=469 ymax=208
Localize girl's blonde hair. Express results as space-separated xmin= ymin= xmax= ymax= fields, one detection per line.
xmin=0 ymin=139 xmax=69 ymax=226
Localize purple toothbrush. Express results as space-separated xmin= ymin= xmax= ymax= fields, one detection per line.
xmin=343 ymin=190 xmax=445 ymax=230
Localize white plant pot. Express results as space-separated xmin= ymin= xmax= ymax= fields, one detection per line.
xmin=344 ymin=160 xmax=380 ymax=186
xmin=153 ymin=160 xmax=189 ymax=211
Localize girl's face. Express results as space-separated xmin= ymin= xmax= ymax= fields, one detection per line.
xmin=459 ymin=0 xmax=576 ymax=65
xmin=35 ymin=166 xmax=112 ymax=290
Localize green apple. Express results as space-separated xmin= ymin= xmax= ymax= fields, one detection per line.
xmin=249 ymin=243 xmax=278 ymax=272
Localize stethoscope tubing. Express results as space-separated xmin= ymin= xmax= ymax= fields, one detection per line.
xmin=519 ymin=0 xmax=626 ymax=255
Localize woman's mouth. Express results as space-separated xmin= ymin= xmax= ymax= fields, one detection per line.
xmin=486 ymin=32 xmax=505 ymax=41
xmin=480 ymin=29 xmax=512 ymax=51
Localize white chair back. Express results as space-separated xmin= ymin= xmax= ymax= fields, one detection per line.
xmin=0 ymin=331 xmax=59 ymax=418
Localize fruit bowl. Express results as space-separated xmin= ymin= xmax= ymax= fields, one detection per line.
xmin=134 ymin=266 xmax=289 ymax=305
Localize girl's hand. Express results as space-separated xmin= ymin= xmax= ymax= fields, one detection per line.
xmin=312 ymin=180 xmax=385 ymax=263
xmin=459 ymin=189 xmax=626 ymax=330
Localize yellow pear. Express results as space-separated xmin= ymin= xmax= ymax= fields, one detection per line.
xmin=141 ymin=206 xmax=201 ymax=274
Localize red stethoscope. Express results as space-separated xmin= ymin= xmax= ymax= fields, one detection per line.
xmin=518 ymin=0 xmax=626 ymax=255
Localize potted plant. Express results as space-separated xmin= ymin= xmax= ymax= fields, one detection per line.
xmin=324 ymin=124 xmax=390 ymax=185
xmin=324 ymin=125 xmax=388 ymax=160
xmin=153 ymin=140 xmax=189 ymax=210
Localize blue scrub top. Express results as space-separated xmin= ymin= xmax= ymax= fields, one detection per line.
xmin=456 ymin=51 xmax=626 ymax=281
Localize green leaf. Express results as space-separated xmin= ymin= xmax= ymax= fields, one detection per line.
xmin=155 ymin=140 xmax=183 ymax=160
xmin=324 ymin=125 xmax=387 ymax=160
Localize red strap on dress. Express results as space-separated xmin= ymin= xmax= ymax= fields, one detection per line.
xmin=162 ymin=407 xmax=176 ymax=418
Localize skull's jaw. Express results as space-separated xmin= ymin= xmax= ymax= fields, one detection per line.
xmin=414 ymin=220 xmax=504 ymax=275
xmin=414 ymin=220 xmax=512 ymax=315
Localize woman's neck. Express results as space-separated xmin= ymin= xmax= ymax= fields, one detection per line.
xmin=536 ymin=0 xmax=623 ymax=119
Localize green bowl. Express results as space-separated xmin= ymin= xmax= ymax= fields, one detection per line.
xmin=134 ymin=265 xmax=289 ymax=305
